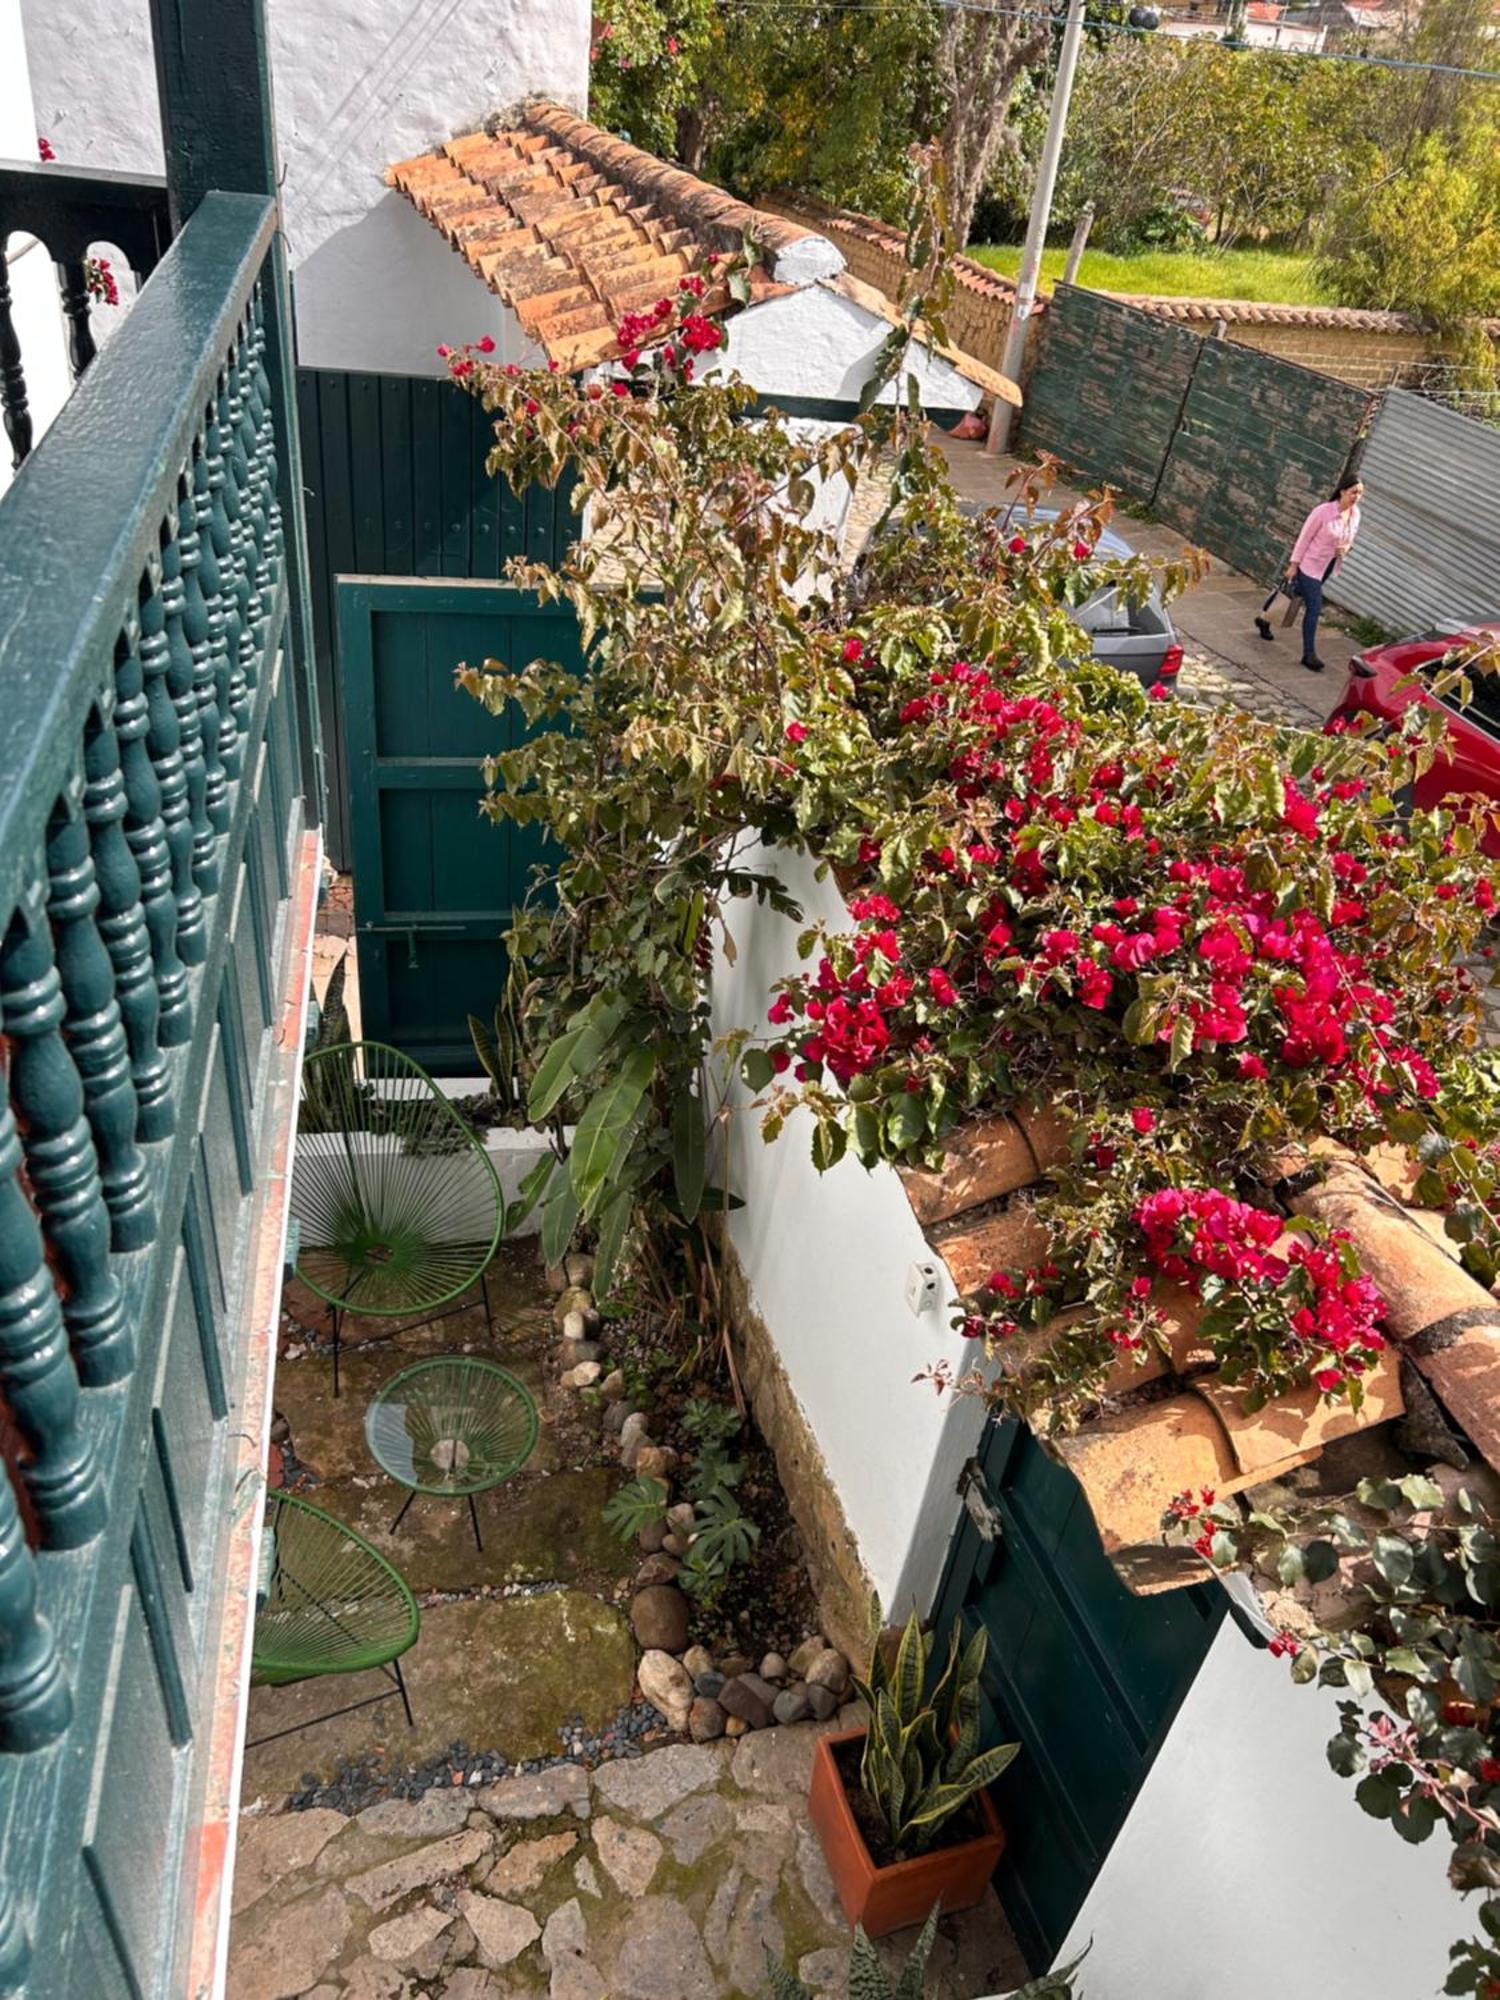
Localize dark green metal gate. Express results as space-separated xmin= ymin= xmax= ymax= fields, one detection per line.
xmin=933 ymin=1419 xmax=1225 ymax=1972
xmin=336 ymin=577 xmax=582 ymax=1072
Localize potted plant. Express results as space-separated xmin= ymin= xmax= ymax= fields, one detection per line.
xmin=765 ymin=1906 xmax=1088 ymax=1996
xmin=808 ymin=1604 xmax=1018 ymax=1938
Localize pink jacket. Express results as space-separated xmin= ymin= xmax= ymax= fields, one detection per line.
xmin=1291 ymin=499 xmax=1361 ymax=578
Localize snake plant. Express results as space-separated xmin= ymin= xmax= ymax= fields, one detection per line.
xmin=852 ymin=1602 xmax=1020 ymax=1857
xmin=765 ymin=1914 xmax=1088 ymax=1998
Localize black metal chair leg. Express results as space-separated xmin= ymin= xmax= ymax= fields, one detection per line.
xmin=468 ymin=1491 xmax=484 ymax=1553
xmin=480 ymin=1267 xmax=494 ymax=1339
xmin=390 ymin=1488 xmax=417 ymax=1534
xmin=392 ymin=1654 xmax=415 ymax=1729
xmin=332 ymin=1306 xmax=342 ymax=1399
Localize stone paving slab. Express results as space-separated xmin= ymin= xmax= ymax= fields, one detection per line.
xmin=229 ymin=1719 xmax=1030 ymax=2000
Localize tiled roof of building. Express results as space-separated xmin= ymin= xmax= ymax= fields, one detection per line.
xmin=386 ymin=103 xmax=837 ymax=372
xmin=898 ymin=1110 xmax=1500 ymax=1595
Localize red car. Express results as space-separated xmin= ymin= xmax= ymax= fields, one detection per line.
xmin=1325 ymin=624 xmax=1500 ymax=855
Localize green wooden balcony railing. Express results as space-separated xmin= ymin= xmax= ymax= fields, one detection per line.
xmin=0 ymin=184 xmax=320 ymax=1996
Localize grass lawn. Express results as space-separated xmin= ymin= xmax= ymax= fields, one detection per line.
xmin=968 ymin=243 xmax=1333 ymax=305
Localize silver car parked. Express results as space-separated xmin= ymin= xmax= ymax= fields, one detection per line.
xmin=963 ymin=502 xmax=1184 ymax=691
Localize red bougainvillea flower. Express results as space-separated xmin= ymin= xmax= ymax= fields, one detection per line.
xmin=1130 ymin=1106 xmax=1156 ymax=1135
xmin=843 ymin=638 xmax=864 ymax=664
xmin=784 ymin=721 xmax=808 ymax=745
xmin=928 ymin=968 xmax=959 ymax=1006
xmin=475 ymin=334 xmax=496 ymax=354
xmin=1007 ymin=535 xmax=1027 ymax=555
xmin=1072 ymin=540 xmax=1091 ymax=560
xmin=37 ymin=136 xmax=55 ymax=161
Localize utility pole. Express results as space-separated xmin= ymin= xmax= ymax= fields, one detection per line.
xmin=987 ymin=0 xmax=1089 ymax=454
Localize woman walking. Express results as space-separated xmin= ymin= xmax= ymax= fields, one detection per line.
xmin=1255 ymin=472 xmax=1364 ymax=672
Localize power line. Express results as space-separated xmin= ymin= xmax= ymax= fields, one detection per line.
xmin=710 ymin=0 xmax=1500 ymax=81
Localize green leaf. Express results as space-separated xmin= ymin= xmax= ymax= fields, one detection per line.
xmin=509 ymin=1151 xmax=557 ymax=1231
xmin=593 ymin=1185 xmax=633 ymax=1297
xmin=1303 ymin=1540 xmax=1340 ymax=1584
xmin=468 ymin=1012 xmax=503 ymax=1092
xmin=672 ymin=1085 xmax=706 ymax=1223
xmin=742 ymin=1048 xmax=775 ymax=1092
xmin=541 ymin=1171 xmax=580 ymax=1266
xmin=528 ymin=1025 xmax=586 ymax=1122
xmin=569 ymin=1048 xmax=657 ymax=1219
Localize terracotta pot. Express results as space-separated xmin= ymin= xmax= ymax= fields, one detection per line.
xmin=807 ymin=1727 xmax=1006 ymax=1939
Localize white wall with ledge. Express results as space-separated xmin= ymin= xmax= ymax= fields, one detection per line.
xmin=17 ymin=0 xmax=589 ymax=374
xmin=712 ymin=839 xmax=987 ymax=1616
xmin=1055 ymin=1615 xmax=1458 ymax=1999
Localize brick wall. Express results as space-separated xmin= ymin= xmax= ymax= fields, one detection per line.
xmin=761 ymin=194 xmax=1017 ymax=374
xmin=764 ymin=195 xmax=1493 ymax=392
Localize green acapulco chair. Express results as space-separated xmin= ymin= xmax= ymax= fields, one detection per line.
xmin=248 ymin=1490 xmax=420 ymax=1745
xmin=290 ymin=1040 xmax=506 ymax=1394
xmin=364 ymin=1357 xmax=539 ymax=1553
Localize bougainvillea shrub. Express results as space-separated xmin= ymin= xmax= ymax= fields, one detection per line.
xmin=449 ymin=242 xmax=1500 ymax=1974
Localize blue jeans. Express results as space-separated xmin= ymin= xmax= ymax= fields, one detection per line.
xmin=1293 ymin=563 xmax=1334 ymax=660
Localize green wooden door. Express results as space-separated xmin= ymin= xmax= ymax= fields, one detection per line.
xmin=336 ymin=578 xmax=582 ymax=1071
xmin=932 ymin=1419 xmax=1225 ymax=1973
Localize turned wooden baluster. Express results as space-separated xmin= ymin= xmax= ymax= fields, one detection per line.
xmin=233 ymin=321 xmax=271 ymax=654
xmin=160 ymin=495 xmax=218 ymax=899
xmin=83 ymin=698 xmax=173 ymax=1142
xmin=141 ymin=542 xmax=207 ymax=970
xmin=55 ymin=261 xmax=97 ymax=381
xmin=46 ymin=797 xmax=153 ymax=1251
xmin=202 ymin=384 xmax=245 ymax=781
xmin=216 ymin=362 xmax=255 ymax=735
xmin=0 ymin=252 xmax=33 ymax=471
xmin=0 ymin=1466 xmax=71 ymax=1756
xmin=187 ymin=442 xmax=230 ymax=838
xmin=1 ymin=901 xmax=133 ymax=1384
xmin=114 ymin=605 xmax=191 ymax=1042
xmin=248 ymin=292 xmax=285 ymax=595
xmin=0 ymin=1094 xmax=108 ymax=1547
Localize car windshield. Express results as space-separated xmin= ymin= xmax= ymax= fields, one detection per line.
xmin=1430 ymin=653 xmax=1500 ymax=738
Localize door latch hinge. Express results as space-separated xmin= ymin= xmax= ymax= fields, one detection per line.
xmin=958 ymin=1458 xmax=1004 ymax=1543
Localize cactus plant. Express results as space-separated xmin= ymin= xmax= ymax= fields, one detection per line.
xmin=852 ymin=1603 xmax=1020 ymax=1857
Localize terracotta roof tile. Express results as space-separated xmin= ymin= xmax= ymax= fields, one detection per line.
xmin=386 ymin=103 xmax=839 ymax=368
xmin=893 ymin=1099 xmax=1498 ymax=1593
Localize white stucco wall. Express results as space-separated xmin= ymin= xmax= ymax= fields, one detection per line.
xmin=714 ymin=285 xmax=985 ymax=412
xmin=0 ymin=0 xmax=71 ymax=496
xmin=712 ymin=841 xmax=987 ymax=1615
xmin=17 ymin=0 xmax=589 ymax=374
xmin=1057 ymin=1617 xmax=1459 ymax=1999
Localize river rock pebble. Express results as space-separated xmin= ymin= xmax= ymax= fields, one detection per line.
xmin=688 ymin=1696 xmax=726 ymax=1743
xmin=772 ymin=1686 xmax=812 ymax=1726
xmin=723 ymin=1716 xmax=750 ymax=1738
xmin=681 ymin=1645 xmax=713 ymax=1678
xmin=693 ymin=1669 xmax=725 ymax=1699
xmin=719 ymin=1674 xmax=777 ymax=1729
xmin=805 ymin=1684 xmax=839 ymax=1722
xmin=601 ymin=1369 xmax=627 ymax=1401
xmin=634 ymin=1554 xmax=682 ymax=1588
xmin=561 ymin=1361 xmax=601 ymax=1390
xmin=788 ymin=1636 xmax=827 ymax=1678
xmin=630 ymin=1584 xmax=690 ymax=1653
xmin=805 ymin=1649 xmax=850 ymax=1696
xmin=759 ymin=1652 xmax=787 ymax=1683
xmin=637 ymin=1649 xmax=694 ymax=1731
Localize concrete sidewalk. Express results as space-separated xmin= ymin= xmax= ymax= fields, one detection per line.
xmin=933 ymin=435 xmax=1347 ymax=730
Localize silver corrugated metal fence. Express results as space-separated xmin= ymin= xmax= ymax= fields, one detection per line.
xmin=1333 ymin=389 xmax=1500 ymax=634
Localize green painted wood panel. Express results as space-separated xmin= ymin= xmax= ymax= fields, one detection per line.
xmin=1018 ymin=286 xmax=1372 ymax=585
xmin=1018 ymin=287 xmax=1202 ymax=498
xmin=932 ymin=1419 xmax=1224 ymax=1973
xmin=1153 ymin=338 xmax=1373 ymax=584
xmin=297 ymin=368 xmax=580 ymax=870
xmin=337 ymin=578 xmax=584 ymax=1072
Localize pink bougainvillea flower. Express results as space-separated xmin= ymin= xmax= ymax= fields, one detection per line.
xmin=1130 ymin=1106 xmax=1156 ymax=1135
xmin=784 ymin=721 xmax=808 ymax=744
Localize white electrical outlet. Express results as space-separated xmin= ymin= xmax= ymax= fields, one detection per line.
xmin=905 ymin=1260 xmax=940 ymax=1317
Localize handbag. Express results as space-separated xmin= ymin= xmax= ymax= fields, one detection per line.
xmin=1261 ymin=579 xmax=1302 ymax=629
